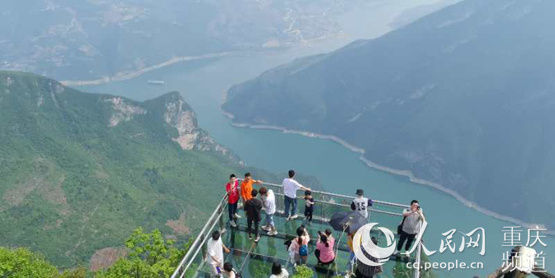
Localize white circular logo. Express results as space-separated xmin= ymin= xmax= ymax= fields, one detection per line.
xmin=352 ymin=223 xmax=397 ymax=266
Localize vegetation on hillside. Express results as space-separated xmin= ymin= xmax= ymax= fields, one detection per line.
xmin=0 ymin=71 xmax=236 ymax=267
xmin=1 ymin=228 xmax=189 ymax=277
xmin=0 ymin=71 xmax=321 ymax=270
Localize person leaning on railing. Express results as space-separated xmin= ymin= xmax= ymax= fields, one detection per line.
xmin=350 ymin=189 xmax=373 ymax=219
xmin=304 ymin=190 xmax=314 ymax=222
xmin=282 ymin=170 xmax=311 ymax=220
xmin=394 ymin=200 xmax=425 ymax=255
xmin=240 ymin=172 xmax=263 ymax=204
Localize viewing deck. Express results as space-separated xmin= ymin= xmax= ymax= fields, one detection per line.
xmin=171 ymin=182 xmax=427 ymax=278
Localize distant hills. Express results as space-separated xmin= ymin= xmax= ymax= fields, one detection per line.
xmin=0 ymin=71 xmax=241 ymax=267
xmin=1 ymin=0 xmax=366 ymax=80
xmin=223 ymin=0 xmax=555 ymax=228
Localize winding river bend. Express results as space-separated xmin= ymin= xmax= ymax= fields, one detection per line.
xmin=74 ymin=3 xmax=554 ymax=276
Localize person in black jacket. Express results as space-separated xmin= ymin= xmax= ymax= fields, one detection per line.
xmin=245 ymin=189 xmax=263 ymax=242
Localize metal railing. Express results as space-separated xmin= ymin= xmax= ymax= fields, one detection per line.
xmin=171 ymin=180 xmax=422 ymax=278
xmin=171 ymin=195 xmax=228 ymax=278
xmin=261 ymin=181 xmax=407 ymax=216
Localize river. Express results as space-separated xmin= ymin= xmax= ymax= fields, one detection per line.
xmin=74 ymin=1 xmax=553 ymax=276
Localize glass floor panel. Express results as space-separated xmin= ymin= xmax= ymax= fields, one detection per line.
xmin=173 ymin=183 xmax=425 ymax=278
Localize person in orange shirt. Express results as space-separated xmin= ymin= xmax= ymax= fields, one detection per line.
xmin=240 ymin=172 xmax=263 ymax=202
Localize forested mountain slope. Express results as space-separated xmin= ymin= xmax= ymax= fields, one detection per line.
xmin=0 ymin=71 xmax=238 ymax=267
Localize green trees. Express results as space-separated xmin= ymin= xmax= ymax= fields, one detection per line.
xmin=0 ymin=247 xmax=59 ymax=278
xmin=292 ymin=264 xmax=314 ymax=278
xmin=96 ymin=228 xmax=191 ymax=278
xmin=0 ymin=228 xmax=191 ymax=278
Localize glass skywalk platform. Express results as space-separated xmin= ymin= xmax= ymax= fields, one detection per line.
xmin=171 ymin=182 xmax=426 ymax=278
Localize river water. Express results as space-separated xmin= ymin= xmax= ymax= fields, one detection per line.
xmin=75 ymin=1 xmax=553 ymax=276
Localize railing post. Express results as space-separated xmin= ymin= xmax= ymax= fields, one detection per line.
xmin=218 ymin=200 xmax=225 ymax=231
xmin=413 ymin=241 xmax=422 ymax=278
xmin=200 ymin=233 xmax=206 ymax=261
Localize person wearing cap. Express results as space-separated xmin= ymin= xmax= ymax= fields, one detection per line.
xmin=351 ymin=189 xmax=373 ymax=218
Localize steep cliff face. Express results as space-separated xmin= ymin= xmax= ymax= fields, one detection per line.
xmin=144 ymin=91 xmax=235 ymax=158
xmin=105 ymin=97 xmax=146 ymax=127
xmin=0 ymin=71 xmax=238 ymax=267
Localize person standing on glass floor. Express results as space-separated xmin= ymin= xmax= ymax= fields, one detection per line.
xmin=351 ymin=189 xmax=373 ymax=219
xmin=282 ymin=170 xmax=311 ymax=220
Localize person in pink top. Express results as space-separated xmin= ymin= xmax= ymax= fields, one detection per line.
xmin=315 ymin=229 xmax=335 ymax=264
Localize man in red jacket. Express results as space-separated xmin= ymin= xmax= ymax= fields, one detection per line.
xmin=226 ymin=174 xmax=241 ymax=227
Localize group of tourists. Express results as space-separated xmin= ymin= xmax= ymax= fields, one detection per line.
xmin=206 ymin=169 xmax=426 ymax=278
xmin=225 ymin=170 xmax=312 ymax=242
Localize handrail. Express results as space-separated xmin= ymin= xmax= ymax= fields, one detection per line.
xmin=271 ymin=191 xmax=404 ymax=216
xmin=171 ymin=194 xmax=227 ymax=278
xmin=178 ymin=204 xmax=227 ymax=278
xmin=255 ymin=180 xmax=409 ymax=208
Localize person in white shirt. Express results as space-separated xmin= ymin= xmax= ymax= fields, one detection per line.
xmin=222 ymin=262 xmax=236 ymax=278
xmin=350 ymin=189 xmax=373 ymax=218
xmin=270 ymin=261 xmax=289 ymax=278
xmin=206 ymin=230 xmax=230 ymax=275
xmin=282 ymin=170 xmax=311 ymax=220
xmin=259 ymin=187 xmax=278 ymax=236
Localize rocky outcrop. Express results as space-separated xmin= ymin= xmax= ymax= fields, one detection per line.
xmin=105 ymin=96 xmax=146 ymax=127
xmin=157 ymin=92 xmax=234 ymax=159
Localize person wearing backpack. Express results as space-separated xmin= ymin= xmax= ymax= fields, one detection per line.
xmin=288 ymin=225 xmax=310 ymax=265
xmin=394 ymin=200 xmax=425 ymax=255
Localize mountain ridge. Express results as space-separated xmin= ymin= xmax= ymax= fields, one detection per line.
xmin=0 ymin=71 xmax=239 ymax=267
xmin=222 ymin=0 xmax=555 ymax=229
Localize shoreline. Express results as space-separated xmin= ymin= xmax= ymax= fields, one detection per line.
xmin=61 ymin=46 xmax=552 ymax=234
xmin=222 ymin=108 xmax=552 ymax=234
xmin=60 ymin=52 xmax=232 ymax=87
